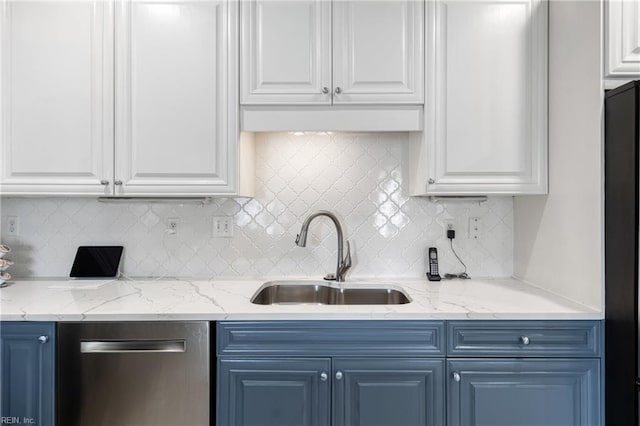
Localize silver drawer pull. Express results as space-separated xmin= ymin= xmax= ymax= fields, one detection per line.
xmin=320 ymin=372 xmax=328 ymax=381
xmin=38 ymin=335 xmax=49 ymax=344
xmin=81 ymin=340 xmax=186 ymax=353
xmin=520 ymin=336 xmax=531 ymax=345
xmin=452 ymin=372 xmax=461 ymax=382
xmin=335 ymin=371 xmax=343 ymax=380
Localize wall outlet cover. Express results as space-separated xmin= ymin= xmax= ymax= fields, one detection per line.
xmin=212 ymin=216 xmax=233 ymax=238
xmin=6 ymin=216 xmax=19 ymax=237
xmin=166 ymin=217 xmax=180 ymax=239
xmin=469 ymin=217 xmax=482 ymax=240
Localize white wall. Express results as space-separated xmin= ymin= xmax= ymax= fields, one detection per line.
xmin=514 ymin=0 xmax=603 ymax=310
xmin=1 ymin=132 xmax=513 ymax=278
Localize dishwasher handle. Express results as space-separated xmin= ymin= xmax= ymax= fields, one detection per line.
xmin=80 ymin=339 xmax=186 ymax=353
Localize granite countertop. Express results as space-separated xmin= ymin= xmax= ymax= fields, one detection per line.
xmin=0 ymin=277 xmax=602 ymax=321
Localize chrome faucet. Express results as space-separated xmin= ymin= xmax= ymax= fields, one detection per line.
xmin=295 ymin=210 xmax=352 ymax=282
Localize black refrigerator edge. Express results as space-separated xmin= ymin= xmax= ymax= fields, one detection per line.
xmin=605 ymin=79 xmax=640 ymax=426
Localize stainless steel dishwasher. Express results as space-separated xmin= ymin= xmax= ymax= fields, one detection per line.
xmin=57 ymin=322 xmax=210 ymax=426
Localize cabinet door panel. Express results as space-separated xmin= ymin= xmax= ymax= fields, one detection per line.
xmin=240 ymin=0 xmax=332 ymax=105
xmin=218 ymin=358 xmax=331 ymax=426
xmin=605 ymin=0 xmax=640 ymax=78
xmin=0 ymin=322 xmax=55 ymax=426
xmin=332 ymin=0 xmax=423 ymax=104
xmin=425 ymin=0 xmax=547 ymax=194
xmin=115 ymin=0 xmax=235 ymax=195
xmin=1 ymin=1 xmax=113 ymax=195
xmin=447 ymin=359 xmax=601 ymax=426
xmin=333 ymin=358 xmax=444 ymax=426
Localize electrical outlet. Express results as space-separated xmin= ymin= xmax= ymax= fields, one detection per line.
xmin=469 ymin=217 xmax=482 ymax=240
xmin=166 ymin=217 xmax=180 ymax=239
xmin=212 ymin=216 xmax=233 ymax=238
xmin=444 ymin=219 xmax=455 ymax=231
xmin=6 ymin=216 xmax=19 ymax=237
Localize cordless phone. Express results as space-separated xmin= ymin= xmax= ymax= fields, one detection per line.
xmin=427 ymin=247 xmax=441 ymax=281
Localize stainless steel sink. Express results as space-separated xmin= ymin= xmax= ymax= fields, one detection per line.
xmin=250 ymin=281 xmax=411 ymax=305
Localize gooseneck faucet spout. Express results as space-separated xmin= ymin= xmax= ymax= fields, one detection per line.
xmin=295 ymin=210 xmax=352 ymax=282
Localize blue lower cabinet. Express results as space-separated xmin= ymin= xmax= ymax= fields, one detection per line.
xmin=218 ymin=358 xmax=331 ymax=426
xmin=332 ymin=358 xmax=444 ymax=426
xmin=216 ymin=321 xmax=603 ymax=426
xmin=447 ymin=359 xmax=601 ymax=426
xmin=0 ymin=322 xmax=56 ymax=426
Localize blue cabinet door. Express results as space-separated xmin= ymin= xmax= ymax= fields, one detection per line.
xmin=333 ymin=358 xmax=444 ymax=426
xmin=447 ymin=359 xmax=601 ymax=426
xmin=218 ymin=358 xmax=331 ymax=426
xmin=0 ymin=322 xmax=55 ymax=426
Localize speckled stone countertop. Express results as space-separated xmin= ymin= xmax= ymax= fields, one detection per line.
xmin=0 ymin=277 xmax=602 ymax=321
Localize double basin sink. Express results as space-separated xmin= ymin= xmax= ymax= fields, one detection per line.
xmin=251 ymin=280 xmax=411 ymax=305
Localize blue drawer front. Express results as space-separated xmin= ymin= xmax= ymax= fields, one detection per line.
xmin=218 ymin=321 xmax=445 ymax=357
xmin=447 ymin=320 xmax=602 ymax=357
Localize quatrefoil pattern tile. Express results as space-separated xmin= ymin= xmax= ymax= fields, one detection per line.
xmin=0 ymin=132 xmax=513 ymax=278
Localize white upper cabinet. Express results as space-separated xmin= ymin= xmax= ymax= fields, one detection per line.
xmin=1 ymin=0 xmax=247 ymax=197
xmin=332 ymin=0 xmax=423 ymax=104
xmin=115 ymin=0 xmax=237 ymax=196
xmin=605 ymin=0 xmax=640 ymax=78
xmin=240 ymin=0 xmax=332 ymax=105
xmin=240 ymin=0 xmax=424 ymax=106
xmin=410 ymin=0 xmax=548 ymax=195
xmin=0 ymin=0 xmax=114 ymax=195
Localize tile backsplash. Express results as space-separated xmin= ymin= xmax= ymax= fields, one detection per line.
xmin=0 ymin=132 xmax=513 ymax=279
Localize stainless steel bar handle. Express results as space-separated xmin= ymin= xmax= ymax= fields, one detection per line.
xmin=81 ymin=339 xmax=186 ymax=353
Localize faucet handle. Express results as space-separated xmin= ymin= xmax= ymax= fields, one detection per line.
xmin=345 ymin=241 xmax=352 ymax=266
xmin=342 ymin=240 xmax=352 ymax=271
